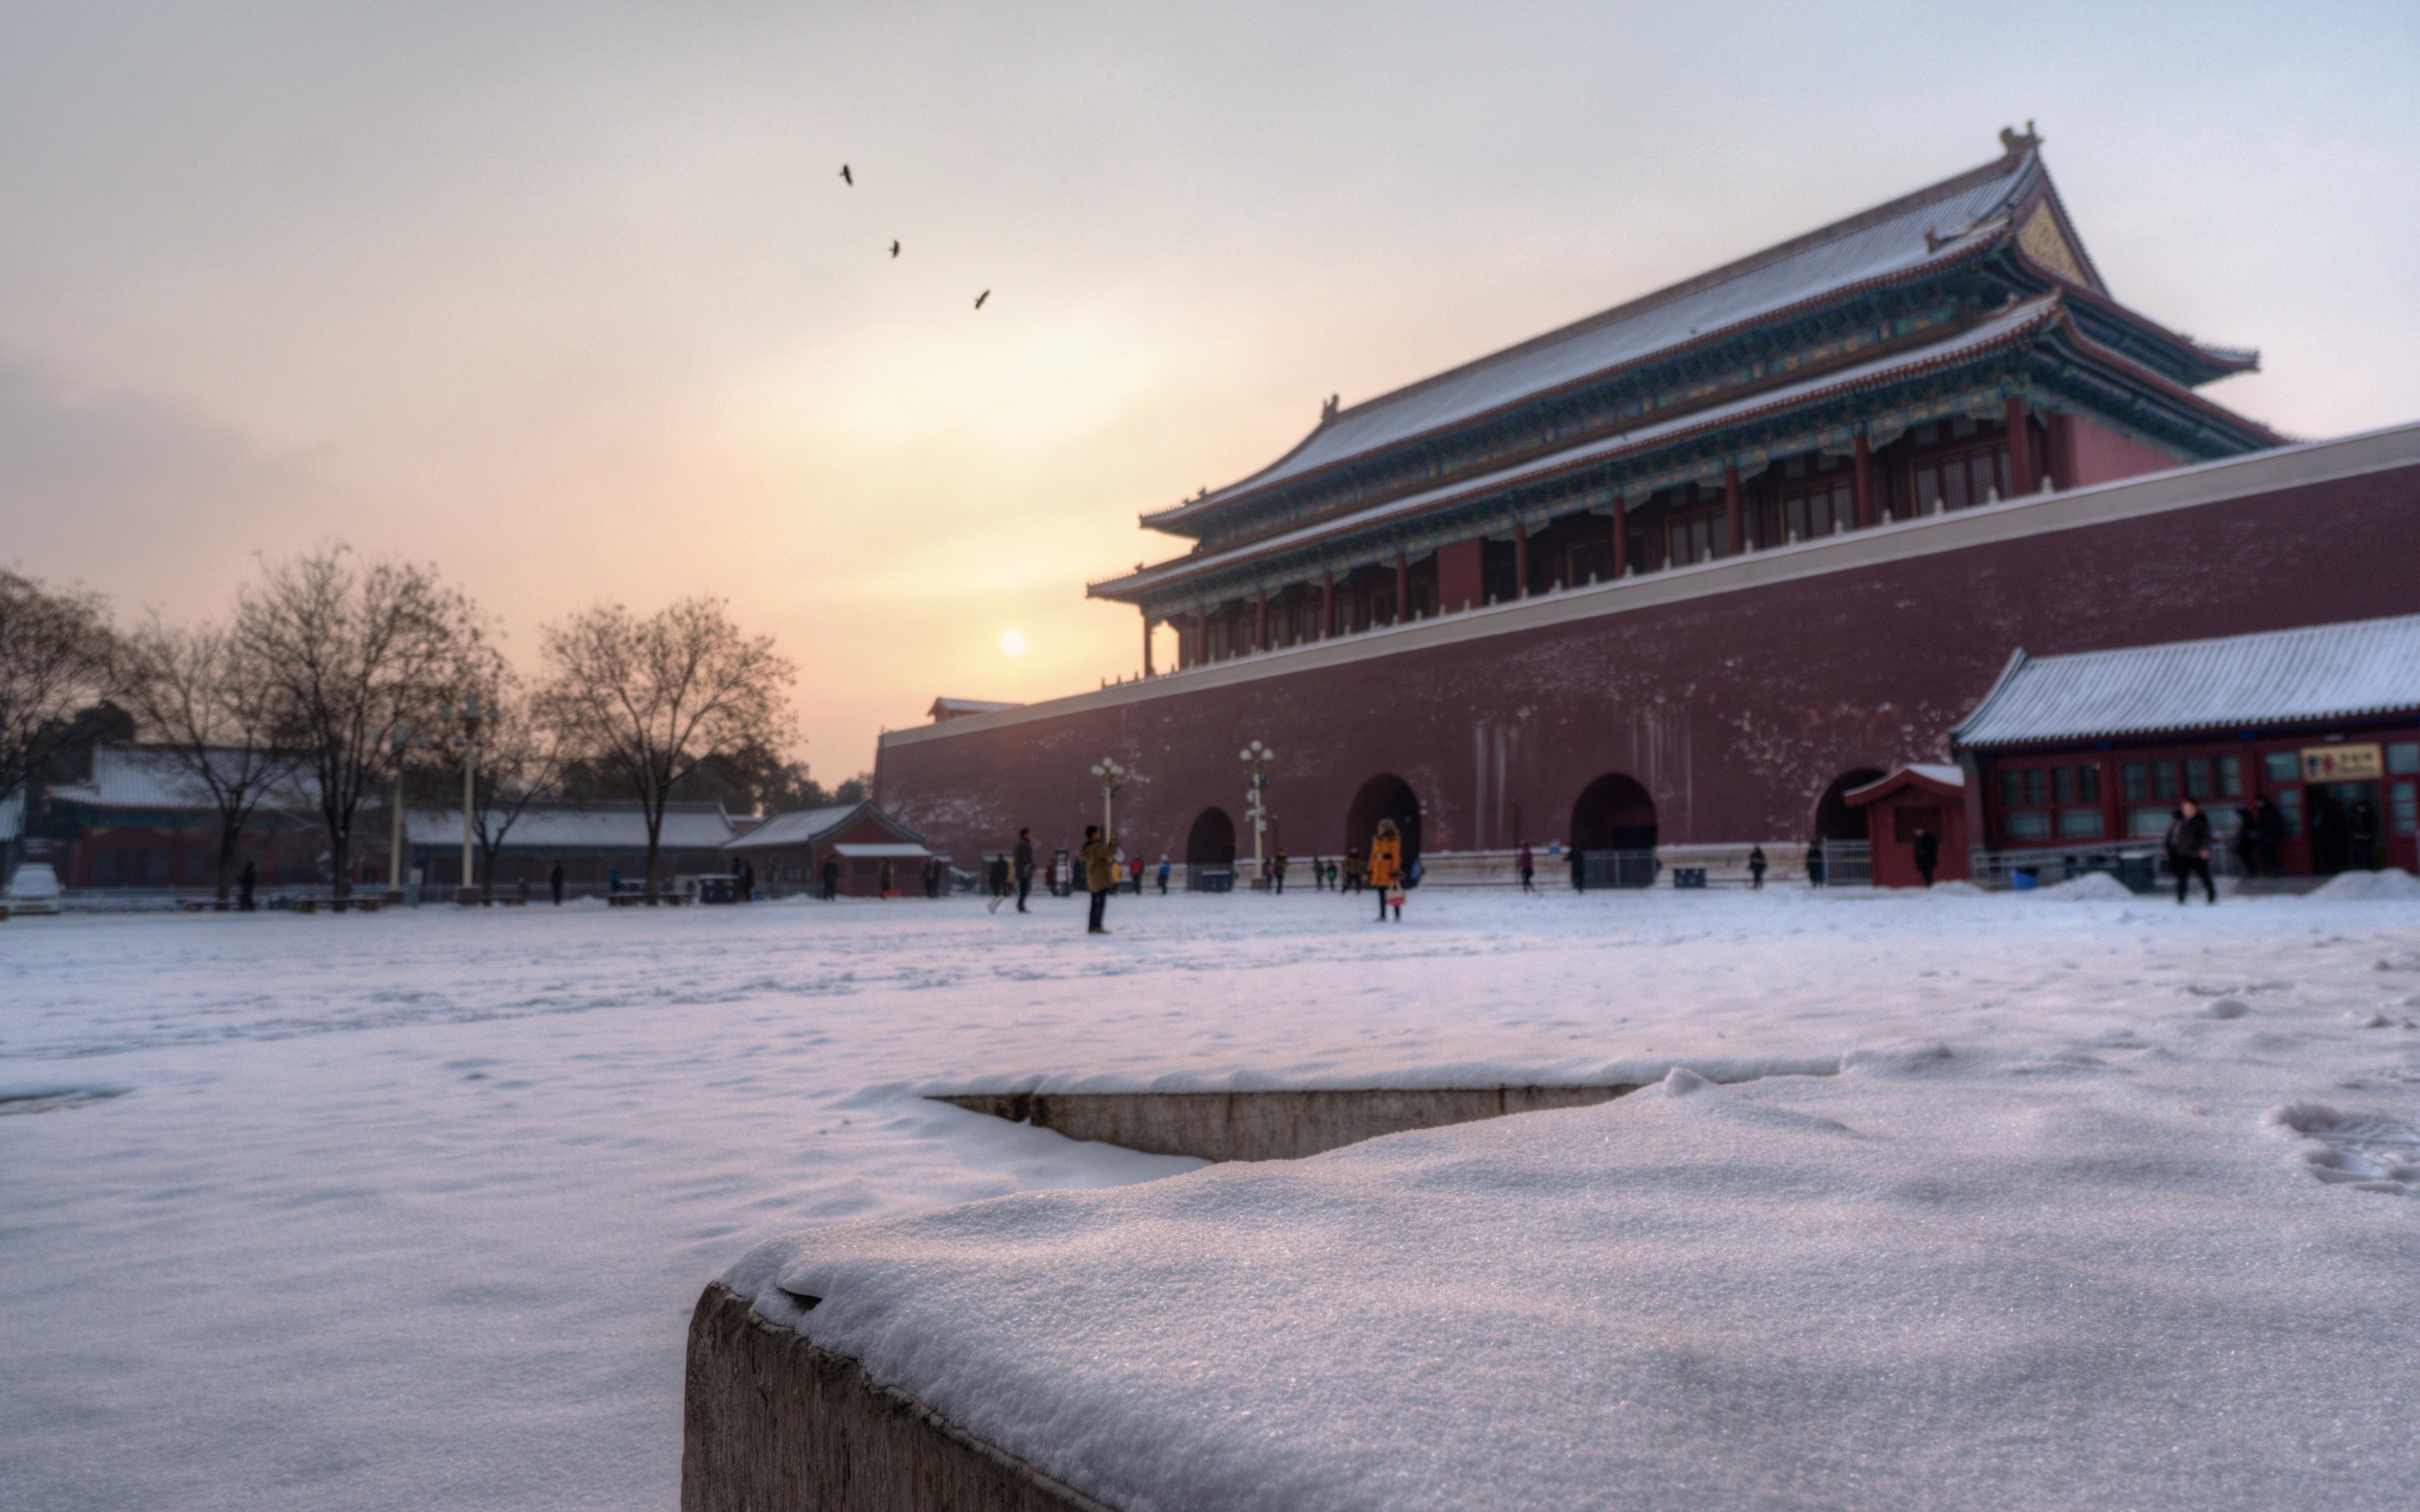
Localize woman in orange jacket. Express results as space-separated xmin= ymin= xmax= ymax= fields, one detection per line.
xmin=1367 ymin=818 xmax=1404 ymax=922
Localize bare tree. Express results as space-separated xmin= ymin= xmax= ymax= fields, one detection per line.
xmin=234 ymin=547 xmax=475 ymax=902
xmin=428 ymin=659 xmax=565 ymax=902
xmin=537 ymin=598 xmax=795 ymax=902
xmin=0 ymin=570 xmax=118 ymax=807
xmin=120 ymin=617 xmax=299 ymax=905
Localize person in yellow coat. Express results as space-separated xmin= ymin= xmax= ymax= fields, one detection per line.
xmin=1367 ymin=818 xmax=1405 ymax=922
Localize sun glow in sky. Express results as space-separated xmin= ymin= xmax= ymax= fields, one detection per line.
xmin=1001 ymin=630 xmax=1027 ymax=657
xmin=2 ymin=2 xmax=2414 ymax=774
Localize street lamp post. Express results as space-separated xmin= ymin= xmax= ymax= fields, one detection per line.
xmin=440 ymin=692 xmax=491 ymax=905
xmin=1240 ymin=740 xmax=1274 ymax=886
xmin=1090 ymin=757 xmax=1126 ymax=839
xmin=385 ymin=723 xmax=418 ymax=904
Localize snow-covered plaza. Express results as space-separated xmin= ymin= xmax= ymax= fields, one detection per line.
xmin=6 ymin=882 xmax=2419 ymax=1509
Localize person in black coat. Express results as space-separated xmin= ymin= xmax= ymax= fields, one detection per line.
xmin=2165 ymin=799 xmax=2215 ymax=904
xmin=1567 ymin=841 xmax=1586 ymax=895
xmin=549 ymin=859 xmax=565 ymax=905
xmin=1911 ymin=827 xmax=1940 ymax=888
xmin=1013 ymin=828 xmax=1035 ymax=913
xmin=820 ymin=855 xmax=841 ymax=901
xmin=1747 ymin=845 xmax=1768 ymax=891
xmin=2256 ymin=794 xmax=2285 ymax=876
xmin=238 ymin=857 xmax=258 ymax=912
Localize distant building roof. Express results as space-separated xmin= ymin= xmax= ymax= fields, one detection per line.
xmin=404 ymin=803 xmax=737 ymax=852
xmin=35 ymin=745 xmax=309 ymax=812
xmin=1952 ymin=615 xmax=2420 ymax=749
xmin=1846 ymin=765 xmax=1966 ymax=806
xmin=930 ymin=698 xmax=1023 ymax=723
xmin=722 ymin=800 xmax=926 ymax=852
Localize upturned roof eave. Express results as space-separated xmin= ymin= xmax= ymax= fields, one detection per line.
xmin=1136 ymin=232 xmax=2015 ymax=538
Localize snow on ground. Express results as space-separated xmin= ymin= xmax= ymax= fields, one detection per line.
xmin=5 ymin=885 xmax=2419 ymax=1510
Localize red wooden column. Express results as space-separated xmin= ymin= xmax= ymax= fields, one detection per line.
xmin=1395 ymin=552 xmax=1410 ymax=622
xmin=1853 ymin=432 xmax=1874 ymax=529
xmin=1611 ymin=505 xmax=1629 ymax=578
xmin=1322 ymin=571 xmax=1335 ymax=637
xmin=2004 ymin=396 xmax=2036 ymax=496
xmin=1194 ymin=610 xmax=1207 ymax=667
xmin=1253 ymin=588 xmax=1268 ymax=652
xmin=1141 ymin=609 xmax=1154 ymax=676
xmin=1513 ymin=521 xmax=1530 ymax=597
xmin=1722 ymin=467 xmax=1743 ymax=556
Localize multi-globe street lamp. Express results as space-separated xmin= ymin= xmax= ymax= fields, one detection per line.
xmin=1090 ymin=757 xmax=1126 ymax=839
xmin=1240 ymin=740 xmax=1274 ymax=885
xmin=439 ymin=692 xmax=491 ymax=905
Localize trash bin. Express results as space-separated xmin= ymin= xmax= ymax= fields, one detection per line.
xmin=2010 ymin=869 xmax=2037 ymax=891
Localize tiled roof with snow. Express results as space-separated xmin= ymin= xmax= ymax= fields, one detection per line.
xmin=722 ymin=802 xmax=925 ymax=852
xmin=403 ymin=804 xmax=737 ymax=850
xmin=37 ymin=746 xmax=310 ymax=812
xmin=1146 ymin=146 xmax=2051 ymax=529
xmin=1952 ymin=614 xmax=2420 ymax=748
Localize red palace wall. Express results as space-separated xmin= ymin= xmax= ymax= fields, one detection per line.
xmin=878 ymin=430 xmax=2420 ymax=868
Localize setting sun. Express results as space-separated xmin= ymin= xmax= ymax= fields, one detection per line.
xmin=1000 ymin=629 xmax=1027 ymax=656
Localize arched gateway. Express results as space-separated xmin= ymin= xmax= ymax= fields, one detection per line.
xmin=1186 ymin=807 xmax=1237 ymax=891
xmin=1345 ymin=775 xmax=1421 ymax=872
xmin=1569 ymin=773 xmax=1658 ymax=888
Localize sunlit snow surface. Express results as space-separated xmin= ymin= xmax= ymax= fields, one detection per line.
xmin=6 ymin=888 xmax=2420 ymax=1510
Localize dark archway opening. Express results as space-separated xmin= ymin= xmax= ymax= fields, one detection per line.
xmin=1345 ymin=774 xmax=1422 ymax=873
xmin=1569 ymin=772 xmax=1658 ymax=887
xmin=1186 ymin=807 xmax=1236 ymax=867
xmin=1813 ymin=769 xmax=1887 ymax=842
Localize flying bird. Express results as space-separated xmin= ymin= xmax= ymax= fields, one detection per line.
xmin=839 ymin=164 xmax=853 ymax=186
xmin=890 ymin=240 xmax=900 ymax=258
xmin=974 ymin=289 xmax=990 ymax=310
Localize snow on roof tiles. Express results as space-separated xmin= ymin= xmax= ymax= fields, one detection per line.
xmin=1151 ymin=147 xmax=2043 ymax=527
xmin=1952 ymin=614 xmax=2420 ymax=748
xmin=722 ymin=803 xmax=866 ymax=850
xmin=403 ymin=805 xmax=737 ymax=850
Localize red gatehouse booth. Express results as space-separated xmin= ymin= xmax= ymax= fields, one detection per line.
xmin=1951 ymin=615 xmax=2420 ymax=878
xmin=1845 ymin=765 xmax=1971 ymax=887
xmin=723 ymin=800 xmax=935 ymax=897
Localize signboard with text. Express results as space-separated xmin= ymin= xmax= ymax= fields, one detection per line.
xmin=2301 ymin=744 xmax=2383 ymax=782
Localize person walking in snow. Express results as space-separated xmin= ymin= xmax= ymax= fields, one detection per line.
xmin=1567 ymin=840 xmax=1586 ymax=894
xmin=1080 ymin=825 xmax=1119 ymax=934
xmin=2233 ymin=801 xmax=2264 ymax=879
xmin=2166 ymin=799 xmax=2215 ymax=905
xmin=238 ymin=857 xmax=258 ymax=911
xmin=1131 ymin=853 xmax=1145 ymax=895
xmin=1748 ymin=845 xmax=1767 ymax=890
xmin=821 ymin=854 xmax=841 ymax=901
xmin=1516 ymin=841 xmax=1536 ymax=894
xmin=549 ymin=859 xmax=565 ymax=905
xmin=1013 ymin=828 xmax=1035 ymax=914
xmin=1911 ymin=826 xmax=1940 ymax=888
xmin=2256 ymin=794 xmax=2286 ymax=878
xmin=1272 ymin=850 xmax=1289 ymax=895
xmin=1368 ymin=819 xmax=1405 ymax=922
xmin=1157 ymin=855 xmax=1171 ymax=894
xmin=1343 ymin=848 xmax=1364 ymax=894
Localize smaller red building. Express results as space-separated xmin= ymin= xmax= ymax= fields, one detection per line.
xmin=1845 ymin=765 xmax=1970 ymax=887
xmin=722 ymin=801 xmax=936 ymax=897
xmin=1952 ymin=616 xmax=2420 ymax=878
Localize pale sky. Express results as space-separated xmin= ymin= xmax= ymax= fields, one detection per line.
xmin=4 ymin=1 xmax=2414 ymax=777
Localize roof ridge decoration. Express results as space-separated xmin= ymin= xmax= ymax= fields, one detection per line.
xmin=1141 ymin=132 xmax=2057 ymax=532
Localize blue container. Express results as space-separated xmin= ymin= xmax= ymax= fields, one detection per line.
xmin=2010 ymin=869 xmax=2039 ymax=891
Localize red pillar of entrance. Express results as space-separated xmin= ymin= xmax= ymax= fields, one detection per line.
xmin=1513 ymin=521 xmax=1530 ymax=597
xmin=1395 ymin=553 xmax=1410 ymax=622
xmin=1254 ymin=588 xmax=1268 ymax=652
xmin=2005 ymin=396 xmax=2036 ymax=496
xmin=1194 ymin=610 xmax=1207 ymax=667
xmin=1322 ymin=571 xmax=1335 ymax=637
xmin=1611 ymin=505 xmax=1629 ymax=578
xmin=1853 ymin=432 xmax=1874 ymax=528
xmin=1141 ymin=610 xmax=1153 ymax=676
xmin=1722 ymin=467 xmax=1743 ymax=556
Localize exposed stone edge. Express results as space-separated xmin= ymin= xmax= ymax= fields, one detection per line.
xmin=683 ymin=1280 xmax=1115 ymax=1512
xmin=929 ymin=1084 xmax=1642 ymax=1162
